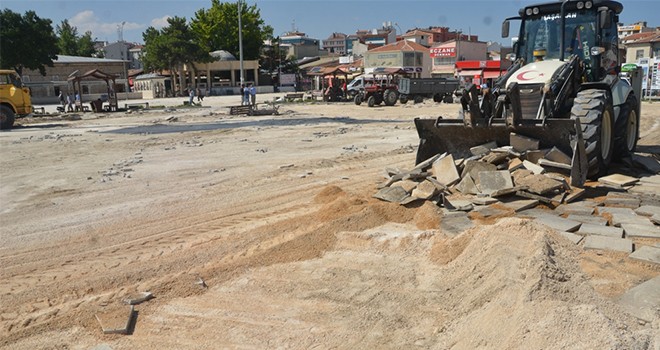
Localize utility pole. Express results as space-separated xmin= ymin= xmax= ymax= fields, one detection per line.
xmin=238 ymin=0 xmax=244 ymax=86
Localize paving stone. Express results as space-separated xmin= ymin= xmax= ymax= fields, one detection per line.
xmin=508 ymin=158 xmax=524 ymax=171
xmin=603 ymin=192 xmax=641 ymax=208
xmin=632 ymin=154 xmax=660 ymax=174
xmin=470 ymin=141 xmax=498 ymax=156
xmin=471 ymin=197 xmax=499 ymax=205
xmin=652 ymin=214 xmax=660 ymax=225
xmin=559 ymin=231 xmax=584 ymax=244
xmin=566 ymin=214 xmax=608 ymax=226
xmin=583 ymin=235 xmax=633 ymax=253
xmin=501 ymin=199 xmax=539 ymax=212
xmin=489 ymin=186 xmax=527 ymax=197
xmin=555 ymin=202 xmax=596 ymax=216
xmin=544 ymin=146 xmax=572 ymax=165
xmin=378 ymin=173 xmax=405 ymax=189
xmin=629 ymin=246 xmax=660 ymax=265
xmin=628 ymin=183 xmax=660 ymax=195
xmin=635 ymin=205 xmax=660 ymax=217
xmin=461 ymin=160 xmax=497 ymax=185
xmin=478 ymin=170 xmax=513 ymax=196
xmin=563 ymin=187 xmax=585 ymax=203
xmin=525 ymin=150 xmax=547 ymax=164
xmin=454 ymin=174 xmax=479 ymax=195
xmin=622 ymin=223 xmax=660 ymax=239
xmin=597 ymin=207 xmax=640 ymax=226
xmin=513 ymin=173 xmax=564 ymax=195
xmin=598 ymin=174 xmax=639 ymax=188
xmin=617 ymin=276 xmax=660 ymax=323
xmin=443 ymin=196 xmax=474 ymax=212
xmin=522 ymin=160 xmax=545 ymax=175
xmin=510 ymin=133 xmax=540 ymax=152
xmin=538 ymin=158 xmax=573 ymax=170
xmin=432 ymin=154 xmax=460 ymax=186
xmin=472 ymin=205 xmax=508 ymax=218
xmin=639 ymin=174 xmax=660 ymax=184
xmin=577 ymin=223 xmax=624 ymax=238
xmin=413 ymin=153 xmax=445 ymax=172
xmin=440 ymin=214 xmax=474 ymax=237
xmin=374 ymin=186 xmax=409 ymax=203
xmin=482 ymin=152 xmax=509 ymax=165
xmin=534 ymin=214 xmax=582 ymax=232
xmin=390 ymin=179 xmax=419 ymax=194
xmin=425 ymin=176 xmax=448 ymax=191
xmin=95 ymin=306 xmax=135 ymax=335
xmin=411 ymin=180 xmax=438 ymax=200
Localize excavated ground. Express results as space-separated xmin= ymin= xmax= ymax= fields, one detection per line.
xmin=1 ymin=96 xmax=659 ymax=349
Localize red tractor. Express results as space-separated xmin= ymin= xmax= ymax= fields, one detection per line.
xmin=353 ymin=73 xmax=400 ymax=107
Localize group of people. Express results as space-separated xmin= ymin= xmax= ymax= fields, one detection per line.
xmin=187 ymin=87 xmax=205 ymax=106
xmin=57 ymin=90 xmax=80 ymax=112
xmin=240 ymin=83 xmax=257 ymax=106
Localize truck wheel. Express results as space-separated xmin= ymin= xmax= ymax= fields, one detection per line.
xmin=399 ymin=95 xmax=408 ymax=104
xmin=570 ymin=89 xmax=614 ymax=178
xmin=354 ymin=94 xmax=363 ymax=105
xmin=367 ymin=95 xmax=376 ymax=107
xmin=613 ymin=94 xmax=639 ymax=160
xmin=443 ymin=94 xmax=454 ymax=103
xmin=384 ymin=89 xmax=398 ymax=106
xmin=414 ymin=95 xmax=424 ymax=104
xmin=433 ymin=94 xmax=441 ymax=103
xmin=0 ymin=105 xmax=15 ymax=130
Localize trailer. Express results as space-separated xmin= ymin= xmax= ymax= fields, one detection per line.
xmin=397 ymin=77 xmax=459 ymax=104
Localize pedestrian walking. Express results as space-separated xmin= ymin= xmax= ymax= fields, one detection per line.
xmin=66 ymin=93 xmax=74 ymax=112
xmin=188 ymin=86 xmax=195 ymax=106
xmin=243 ymin=84 xmax=250 ymax=106
xmin=58 ymin=91 xmax=65 ymax=108
xmin=196 ymin=87 xmax=204 ymax=102
xmin=249 ymin=83 xmax=256 ymax=107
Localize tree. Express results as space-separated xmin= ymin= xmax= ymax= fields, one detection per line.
xmin=191 ymin=0 xmax=273 ymax=60
xmin=0 ymin=9 xmax=58 ymax=76
xmin=56 ymin=20 xmax=97 ymax=57
xmin=77 ymin=31 xmax=97 ymax=57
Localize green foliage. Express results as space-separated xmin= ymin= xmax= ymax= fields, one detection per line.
xmin=56 ymin=20 xmax=98 ymax=57
xmin=142 ymin=16 xmax=209 ymax=72
xmin=77 ymin=31 xmax=97 ymax=57
xmin=191 ymin=0 xmax=273 ymax=60
xmin=0 ymin=9 xmax=58 ymax=76
xmin=260 ymin=37 xmax=299 ymax=78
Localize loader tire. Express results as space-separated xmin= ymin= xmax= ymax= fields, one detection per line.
xmin=0 ymin=105 xmax=15 ymax=130
xmin=384 ymin=89 xmax=398 ymax=106
xmin=367 ymin=95 xmax=376 ymax=107
xmin=399 ymin=95 xmax=408 ymax=104
xmin=570 ymin=89 xmax=614 ymax=179
xmin=613 ymin=94 xmax=639 ymax=160
xmin=354 ymin=94 xmax=363 ymax=105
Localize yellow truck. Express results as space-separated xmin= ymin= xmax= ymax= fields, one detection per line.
xmin=0 ymin=69 xmax=33 ymax=129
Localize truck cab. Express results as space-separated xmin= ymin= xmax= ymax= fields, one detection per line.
xmin=0 ymin=69 xmax=33 ymax=129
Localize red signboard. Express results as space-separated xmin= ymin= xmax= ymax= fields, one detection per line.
xmin=430 ymin=47 xmax=456 ymax=58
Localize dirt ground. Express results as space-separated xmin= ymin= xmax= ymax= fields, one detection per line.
xmin=1 ymin=95 xmax=659 ymax=349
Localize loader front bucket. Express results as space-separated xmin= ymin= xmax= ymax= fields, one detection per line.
xmin=414 ymin=117 xmax=588 ymax=186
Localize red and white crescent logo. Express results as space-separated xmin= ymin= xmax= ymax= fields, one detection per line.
xmin=516 ymin=70 xmax=539 ymax=81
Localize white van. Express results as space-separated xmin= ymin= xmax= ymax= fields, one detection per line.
xmin=346 ymin=75 xmax=388 ymax=97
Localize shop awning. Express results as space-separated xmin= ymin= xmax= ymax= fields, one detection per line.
xmin=458 ymin=69 xmax=482 ymax=77
xmin=432 ymin=66 xmax=455 ymax=74
xmin=483 ymin=70 xmax=503 ymax=79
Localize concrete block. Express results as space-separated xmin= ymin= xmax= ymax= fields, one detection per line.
xmin=577 ymin=223 xmax=624 ymax=238
xmin=432 ymin=154 xmax=460 ymax=186
xmin=501 ymin=199 xmax=539 ymax=212
xmin=598 ymin=174 xmax=639 ymax=188
xmin=566 ymin=214 xmax=608 ymax=226
xmin=534 ymin=214 xmax=582 ymax=232
xmin=413 ymin=152 xmax=445 ymax=172
xmin=632 ymin=154 xmax=660 ymax=174
xmin=544 ymin=146 xmax=572 ymax=165
xmin=635 ymin=205 xmax=660 ymax=217
xmin=617 ymin=276 xmax=660 ymax=323
xmin=454 ymin=174 xmax=478 ymax=195
xmin=510 ymin=133 xmax=540 ymax=152
xmin=583 ymin=235 xmax=633 ymax=253
xmin=522 ymin=160 xmax=545 ymax=175
xmin=622 ymin=223 xmax=660 ymax=239
xmin=461 ymin=160 xmax=497 ymax=185
xmin=559 ymin=231 xmax=584 ymax=244
xmin=374 ymin=186 xmax=409 ymax=203
xmin=478 ymin=170 xmax=514 ymax=196
xmin=514 ymin=173 xmax=564 ymax=195
xmin=440 ymin=214 xmax=474 ymax=237
xmin=629 ymin=246 xmax=660 ymax=265
xmin=96 ymin=306 xmax=135 ymax=335
xmin=390 ymin=179 xmax=419 ymax=193
xmin=411 ymin=180 xmax=438 ymax=200
xmin=470 ymin=141 xmax=497 ymax=156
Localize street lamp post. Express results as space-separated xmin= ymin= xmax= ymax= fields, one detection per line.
xmin=238 ymin=0 xmax=244 ymax=86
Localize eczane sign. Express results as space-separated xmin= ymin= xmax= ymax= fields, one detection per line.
xmin=430 ymin=47 xmax=456 ymax=58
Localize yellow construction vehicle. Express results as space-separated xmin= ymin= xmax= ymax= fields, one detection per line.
xmin=0 ymin=69 xmax=33 ymax=129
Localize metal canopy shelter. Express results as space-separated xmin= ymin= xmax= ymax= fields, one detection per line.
xmin=67 ymin=69 xmax=119 ymax=111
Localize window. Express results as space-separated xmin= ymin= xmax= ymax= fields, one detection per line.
xmin=636 ymin=49 xmax=644 ymax=59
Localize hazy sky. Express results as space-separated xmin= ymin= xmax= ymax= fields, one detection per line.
xmin=3 ymin=0 xmax=659 ymax=45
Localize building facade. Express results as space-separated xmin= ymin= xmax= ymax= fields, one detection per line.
xmin=322 ymin=33 xmax=347 ymax=55
xmin=430 ymin=40 xmax=488 ymax=78
xmin=364 ymin=40 xmax=430 ymax=78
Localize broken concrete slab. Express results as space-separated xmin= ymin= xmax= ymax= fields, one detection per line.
xmin=555 ymin=202 xmax=596 ymax=216
xmin=559 ymin=231 xmax=584 ymax=244
xmin=461 ymin=160 xmax=498 ymax=185
xmin=413 ymin=153 xmax=445 ymax=172
xmin=525 ymin=150 xmax=547 ymax=164
xmin=617 ymin=276 xmax=660 ymax=323
xmin=510 ymin=133 xmax=540 ymax=153
xmin=513 ymin=173 xmax=564 ymax=195
xmin=373 ymin=186 xmax=409 ymax=203
xmin=522 ymin=160 xmax=545 ymax=175
xmin=501 ymin=199 xmax=539 ymax=212
xmin=544 ymin=147 xmax=572 ymax=165
xmin=471 ymin=197 xmax=499 ymax=206
xmin=597 ymin=207 xmax=641 ymax=227
xmin=470 ymin=141 xmax=498 ymax=156
xmin=478 ymin=170 xmax=514 ymax=196
xmin=425 ymin=176 xmax=448 ymax=191
xmin=598 ymin=174 xmax=639 ymax=188
xmin=515 ymin=190 xmax=556 ymax=205
xmin=538 ymin=158 xmax=573 ymax=171
xmin=635 ymin=205 xmax=660 ymax=217
xmin=432 ymin=154 xmax=460 ymax=187
xmin=454 ymin=173 xmax=479 ymax=195
xmin=583 ymin=235 xmax=633 ymax=253
xmin=96 ymin=306 xmax=135 ymax=335
xmin=378 ymin=173 xmax=404 ymax=189
xmin=443 ymin=195 xmax=474 ymax=212
xmin=603 ymin=192 xmax=641 ymax=209
xmin=124 ymin=292 xmax=154 ymax=305
xmin=440 ymin=213 xmax=474 ymax=237
xmin=563 ymin=187 xmax=586 ymax=203
xmin=534 ymin=214 xmax=582 ymax=232
xmin=411 ymin=180 xmax=438 ymax=200
xmin=577 ymin=223 xmax=624 ymax=238
xmin=391 ymin=179 xmax=419 ymax=193
xmin=622 ymin=223 xmax=660 ymax=239
xmin=508 ymin=158 xmax=524 ymax=171
xmin=472 ymin=205 xmax=508 ymax=218
xmin=490 ymin=186 xmax=528 ymax=198
xmin=566 ymin=214 xmax=608 ymax=226
xmin=629 ymin=246 xmax=660 ymax=265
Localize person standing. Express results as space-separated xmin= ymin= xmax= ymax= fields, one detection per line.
xmin=58 ymin=91 xmax=65 ymax=109
xmin=188 ymin=86 xmax=195 ymax=106
xmin=249 ymin=83 xmax=256 ymax=107
xmin=66 ymin=93 xmax=74 ymax=112
xmin=243 ymin=84 xmax=250 ymax=106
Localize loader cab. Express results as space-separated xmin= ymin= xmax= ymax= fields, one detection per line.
xmin=502 ymin=0 xmax=622 ymax=82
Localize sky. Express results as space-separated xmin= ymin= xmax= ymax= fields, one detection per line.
xmin=3 ymin=0 xmax=660 ymax=46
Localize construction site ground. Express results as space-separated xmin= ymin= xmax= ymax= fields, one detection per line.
xmin=1 ymin=95 xmax=659 ymax=349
